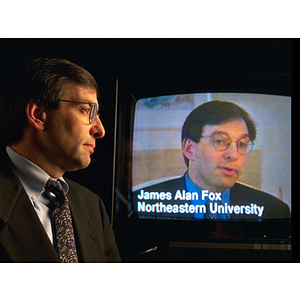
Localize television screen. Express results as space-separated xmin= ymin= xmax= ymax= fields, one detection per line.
xmin=131 ymin=93 xmax=291 ymax=221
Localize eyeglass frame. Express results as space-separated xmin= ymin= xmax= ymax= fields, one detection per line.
xmin=57 ymin=99 xmax=99 ymax=124
xmin=200 ymin=132 xmax=255 ymax=155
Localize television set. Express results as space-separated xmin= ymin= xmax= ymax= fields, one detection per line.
xmin=112 ymin=73 xmax=292 ymax=262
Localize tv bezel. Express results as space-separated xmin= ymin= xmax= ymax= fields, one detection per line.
xmin=112 ymin=73 xmax=292 ymax=261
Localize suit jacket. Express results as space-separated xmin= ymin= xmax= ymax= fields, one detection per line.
xmin=0 ymin=149 xmax=121 ymax=262
xmin=133 ymin=176 xmax=291 ymax=220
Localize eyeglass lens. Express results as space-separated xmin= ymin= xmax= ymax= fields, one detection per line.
xmin=211 ymin=133 xmax=253 ymax=154
xmin=89 ymin=103 xmax=98 ymax=123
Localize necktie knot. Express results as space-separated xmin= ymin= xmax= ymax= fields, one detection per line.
xmin=44 ymin=179 xmax=66 ymax=202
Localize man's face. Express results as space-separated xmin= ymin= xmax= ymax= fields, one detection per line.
xmin=41 ymin=85 xmax=105 ymax=175
xmin=183 ymin=118 xmax=250 ymax=192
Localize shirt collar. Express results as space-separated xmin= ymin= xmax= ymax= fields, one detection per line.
xmin=6 ymin=146 xmax=69 ymax=198
xmin=184 ymin=172 xmax=231 ymax=219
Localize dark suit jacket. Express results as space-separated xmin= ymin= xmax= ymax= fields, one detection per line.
xmin=0 ymin=149 xmax=121 ymax=262
xmin=133 ymin=176 xmax=291 ymax=220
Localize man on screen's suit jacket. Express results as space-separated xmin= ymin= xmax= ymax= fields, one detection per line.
xmin=134 ymin=175 xmax=291 ymax=219
xmin=0 ymin=149 xmax=121 ymax=262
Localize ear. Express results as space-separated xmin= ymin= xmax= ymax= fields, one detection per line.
xmin=182 ymin=138 xmax=197 ymax=161
xmin=26 ymin=102 xmax=47 ymax=131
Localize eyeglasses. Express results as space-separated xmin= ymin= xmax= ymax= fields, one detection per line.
xmin=200 ymin=133 xmax=255 ymax=155
xmin=57 ymin=100 xmax=99 ymax=124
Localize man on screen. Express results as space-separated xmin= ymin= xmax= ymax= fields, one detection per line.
xmin=134 ymin=101 xmax=290 ymax=219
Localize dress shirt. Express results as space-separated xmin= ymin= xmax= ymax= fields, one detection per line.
xmin=185 ymin=173 xmax=230 ymax=219
xmin=6 ymin=146 xmax=69 ymax=244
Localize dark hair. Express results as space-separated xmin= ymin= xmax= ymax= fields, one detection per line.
xmin=181 ymin=100 xmax=257 ymax=166
xmin=0 ymin=57 xmax=99 ymax=146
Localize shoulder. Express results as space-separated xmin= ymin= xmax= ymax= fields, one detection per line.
xmin=0 ymin=147 xmax=15 ymax=177
xmin=231 ymin=182 xmax=280 ymax=202
xmin=231 ymin=182 xmax=291 ymax=218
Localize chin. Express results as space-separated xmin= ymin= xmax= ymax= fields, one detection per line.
xmin=211 ymin=178 xmax=235 ymax=191
xmin=66 ymin=156 xmax=91 ymax=172
xmin=79 ymin=159 xmax=91 ymax=170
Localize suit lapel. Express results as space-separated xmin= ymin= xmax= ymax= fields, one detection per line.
xmin=0 ymin=151 xmax=60 ymax=262
xmin=67 ymin=187 xmax=107 ymax=262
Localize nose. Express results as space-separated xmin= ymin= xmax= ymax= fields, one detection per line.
xmin=90 ymin=115 xmax=105 ymax=139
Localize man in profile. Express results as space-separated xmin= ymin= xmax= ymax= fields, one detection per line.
xmin=0 ymin=58 xmax=121 ymax=262
xmin=133 ymin=101 xmax=290 ymax=219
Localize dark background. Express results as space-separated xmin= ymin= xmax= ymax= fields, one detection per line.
xmin=0 ymin=38 xmax=292 ymax=222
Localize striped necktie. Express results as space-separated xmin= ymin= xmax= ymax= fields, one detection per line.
xmin=44 ymin=179 xmax=78 ymax=263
